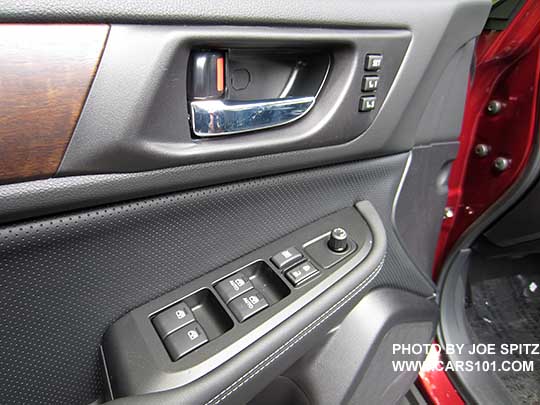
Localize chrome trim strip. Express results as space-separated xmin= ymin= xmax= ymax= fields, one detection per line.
xmin=190 ymin=96 xmax=315 ymax=137
xmin=279 ymin=62 xmax=303 ymax=99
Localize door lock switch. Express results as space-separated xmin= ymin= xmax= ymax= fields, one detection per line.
xmin=271 ymin=247 xmax=304 ymax=271
xmin=215 ymin=272 xmax=253 ymax=303
xmin=228 ymin=290 xmax=269 ymax=322
xmin=285 ymin=261 xmax=320 ymax=287
xmin=164 ymin=322 xmax=208 ymax=361
xmin=152 ymin=301 xmax=195 ymax=339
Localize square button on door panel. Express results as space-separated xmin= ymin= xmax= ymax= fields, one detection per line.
xmin=152 ymin=301 xmax=195 ymax=339
xmin=365 ymin=54 xmax=383 ymax=71
xmin=228 ymin=290 xmax=269 ymax=322
xmin=285 ymin=261 xmax=320 ymax=287
xmin=270 ymin=247 xmax=303 ymax=271
xmin=164 ymin=322 xmax=208 ymax=361
xmin=215 ymin=272 xmax=253 ymax=303
xmin=359 ymin=96 xmax=376 ymax=112
xmin=361 ymin=76 xmax=379 ymax=92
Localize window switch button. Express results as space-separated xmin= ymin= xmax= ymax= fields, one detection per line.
xmin=215 ymin=272 xmax=253 ymax=303
xmin=285 ymin=261 xmax=320 ymax=287
xmin=152 ymin=301 xmax=195 ymax=339
xmin=164 ymin=322 xmax=208 ymax=361
xmin=271 ymin=247 xmax=303 ymax=271
xmin=228 ymin=290 xmax=269 ymax=322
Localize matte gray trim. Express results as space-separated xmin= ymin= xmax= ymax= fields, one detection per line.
xmin=285 ymin=288 xmax=438 ymax=405
xmin=392 ymin=142 xmax=459 ymax=276
xmin=413 ymin=40 xmax=475 ymax=145
xmin=0 ymin=0 xmax=492 ymax=29
xmin=247 ymin=376 xmax=309 ymax=405
xmin=58 ymin=25 xmax=410 ymax=175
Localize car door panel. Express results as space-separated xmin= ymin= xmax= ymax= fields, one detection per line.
xmin=0 ymin=153 xmax=434 ymax=404
xmin=0 ymin=0 xmax=491 ymax=404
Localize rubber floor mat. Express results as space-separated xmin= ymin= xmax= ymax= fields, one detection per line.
xmin=466 ymin=253 xmax=540 ymax=404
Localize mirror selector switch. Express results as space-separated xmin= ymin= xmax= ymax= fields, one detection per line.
xmin=164 ymin=322 xmax=208 ymax=361
xmin=285 ymin=261 xmax=320 ymax=287
xmin=215 ymin=272 xmax=253 ymax=303
xmin=228 ymin=290 xmax=269 ymax=322
xmin=271 ymin=247 xmax=304 ymax=271
xmin=152 ymin=302 xmax=195 ymax=339
xmin=328 ymin=228 xmax=349 ymax=253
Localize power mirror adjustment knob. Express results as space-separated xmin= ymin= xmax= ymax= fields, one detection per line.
xmin=328 ymin=227 xmax=348 ymax=253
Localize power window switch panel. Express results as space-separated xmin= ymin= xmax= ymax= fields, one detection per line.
xmin=152 ymin=301 xmax=195 ymax=339
xmin=271 ymin=247 xmax=303 ymax=271
xmin=361 ymin=76 xmax=379 ymax=92
xmin=359 ymin=96 xmax=376 ymax=112
xmin=365 ymin=54 xmax=383 ymax=71
xmin=228 ymin=290 xmax=269 ymax=322
xmin=285 ymin=261 xmax=320 ymax=287
xmin=164 ymin=322 xmax=208 ymax=361
xmin=215 ymin=272 xmax=253 ymax=303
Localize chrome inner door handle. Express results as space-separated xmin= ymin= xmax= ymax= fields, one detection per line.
xmin=190 ymin=96 xmax=315 ymax=137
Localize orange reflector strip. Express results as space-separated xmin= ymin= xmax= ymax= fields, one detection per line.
xmin=216 ymin=57 xmax=224 ymax=93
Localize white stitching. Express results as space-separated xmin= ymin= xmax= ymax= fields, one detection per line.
xmin=205 ymin=255 xmax=386 ymax=405
xmin=207 ymin=255 xmax=386 ymax=405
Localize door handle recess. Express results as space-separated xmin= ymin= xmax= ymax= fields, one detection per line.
xmin=188 ymin=50 xmax=330 ymax=137
xmin=190 ymin=96 xmax=315 ymax=137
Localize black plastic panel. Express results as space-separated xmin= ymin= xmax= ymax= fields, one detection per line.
xmin=485 ymin=175 xmax=540 ymax=247
xmin=103 ymin=200 xmax=389 ymax=405
xmin=224 ymin=261 xmax=290 ymax=305
xmin=102 ymin=207 xmax=373 ymax=398
xmin=178 ymin=289 xmax=233 ymax=341
xmin=224 ymin=50 xmax=329 ymax=102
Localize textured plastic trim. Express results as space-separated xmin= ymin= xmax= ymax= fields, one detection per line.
xmin=103 ymin=205 xmax=380 ymax=397
xmin=58 ymin=26 xmax=410 ymax=175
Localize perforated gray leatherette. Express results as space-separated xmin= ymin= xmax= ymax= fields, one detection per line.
xmin=0 ymin=153 xmax=433 ymax=404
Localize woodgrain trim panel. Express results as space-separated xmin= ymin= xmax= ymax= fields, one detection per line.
xmin=0 ymin=24 xmax=109 ymax=184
